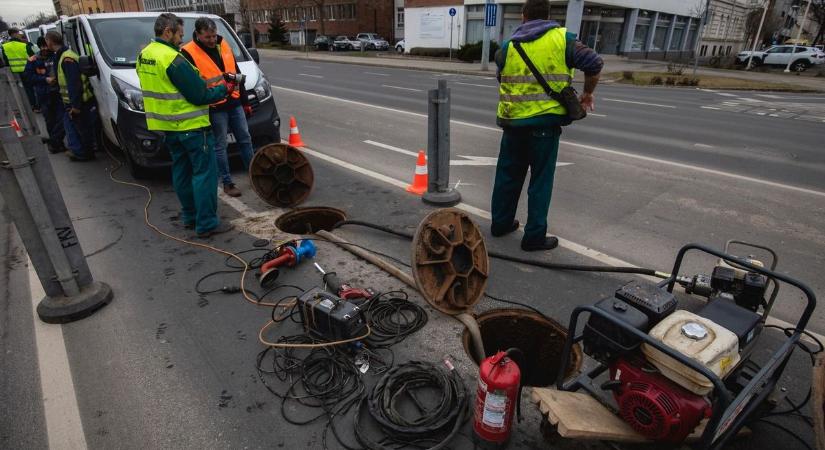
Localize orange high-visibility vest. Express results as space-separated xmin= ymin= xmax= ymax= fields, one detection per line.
xmin=181 ymin=39 xmax=241 ymax=105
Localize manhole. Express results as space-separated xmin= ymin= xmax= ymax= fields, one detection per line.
xmin=249 ymin=143 xmax=314 ymax=207
xmin=461 ymin=309 xmax=582 ymax=387
xmin=275 ymin=207 xmax=347 ymax=234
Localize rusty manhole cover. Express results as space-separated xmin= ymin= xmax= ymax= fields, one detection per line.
xmin=249 ymin=143 xmax=314 ymax=207
xmin=411 ymin=208 xmax=488 ymax=315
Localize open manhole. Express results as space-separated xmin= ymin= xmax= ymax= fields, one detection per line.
xmin=462 ymin=308 xmax=582 ymax=387
xmin=275 ymin=207 xmax=347 ymax=234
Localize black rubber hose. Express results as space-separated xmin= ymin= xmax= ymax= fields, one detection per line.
xmin=333 ymin=220 xmax=662 ymax=276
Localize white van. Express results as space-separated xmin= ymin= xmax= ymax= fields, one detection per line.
xmin=57 ymin=12 xmax=281 ymax=177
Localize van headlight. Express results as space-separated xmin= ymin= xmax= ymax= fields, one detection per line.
xmin=253 ymin=75 xmax=271 ymax=102
xmin=111 ymin=75 xmax=144 ymax=112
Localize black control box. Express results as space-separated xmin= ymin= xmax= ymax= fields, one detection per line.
xmin=297 ymin=287 xmax=367 ymax=341
xmin=615 ymin=280 xmax=677 ymax=326
xmin=698 ymin=296 xmax=761 ymax=350
xmin=584 ymin=298 xmax=649 ymax=364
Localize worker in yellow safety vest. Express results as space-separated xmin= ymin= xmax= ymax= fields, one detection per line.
xmin=2 ymin=27 xmax=39 ymax=110
xmin=490 ymin=0 xmax=602 ymax=252
xmin=136 ymin=13 xmax=236 ymax=239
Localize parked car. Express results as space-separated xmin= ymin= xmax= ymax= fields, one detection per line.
xmin=356 ymin=33 xmax=389 ymax=51
xmin=395 ymin=39 xmax=405 ymax=53
xmin=59 ymin=12 xmax=281 ymax=178
xmin=313 ymin=35 xmax=333 ymax=51
xmin=333 ymin=36 xmax=362 ymax=51
xmin=736 ymin=45 xmax=825 ymax=72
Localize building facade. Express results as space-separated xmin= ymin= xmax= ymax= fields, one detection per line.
xmin=771 ymin=0 xmax=820 ymax=45
xmin=697 ymin=0 xmax=756 ymax=58
xmin=404 ymin=0 xmax=466 ymax=51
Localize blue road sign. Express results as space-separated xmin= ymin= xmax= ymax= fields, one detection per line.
xmin=485 ymin=4 xmax=497 ymax=27
xmin=449 ymin=7 xmax=457 ymax=17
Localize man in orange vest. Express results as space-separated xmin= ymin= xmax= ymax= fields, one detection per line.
xmin=181 ymin=17 xmax=254 ymax=198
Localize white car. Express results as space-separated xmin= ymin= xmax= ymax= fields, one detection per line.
xmin=395 ymin=39 xmax=405 ymax=53
xmin=356 ymin=33 xmax=389 ymax=51
xmin=57 ymin=12 xmax=280 ymax=177
xmin=737 ymin=45 xmax=825 ymax=72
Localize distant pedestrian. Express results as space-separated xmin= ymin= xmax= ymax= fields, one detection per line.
xmin=25 ymin=36 xmax=66 ymax=153
xmin=45 ymin=30 xmax=98 ymax=161
xmin=136 ymin=13 xmax=235 ymax=238
xmin=491 ymin=0 xmax=603 ymax=252
xmin=181 ymin=17 xmax=254 ymax=198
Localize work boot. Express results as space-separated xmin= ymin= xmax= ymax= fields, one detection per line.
xmin=197 ymin=222 xmax=235 ymax=239
xmin=521 ymin=236 xmax=559 ymax=252
xmin=223 ymin=183 xmax=242 ymax=197
xmin=491 ymin=220 xmax=519 ymax=237
xmin=67 ymin=152 xmax=95 ymax=162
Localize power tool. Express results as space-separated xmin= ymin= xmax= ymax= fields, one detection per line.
xmin=259 ymin=239 xmax=316 ymax=289
xmin=313 ymin=263 xmax=375 ymax=302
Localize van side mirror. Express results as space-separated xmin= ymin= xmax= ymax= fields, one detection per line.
xmin=78 ymin=55 xmax=98 ymax=77
xmin=247 ymin=48 xmax=260 ymax=64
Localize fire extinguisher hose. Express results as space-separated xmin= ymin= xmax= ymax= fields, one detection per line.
xmin=355 ymin=361 xmax=469 ymax=450
xmin=504 ymin=347 xmax=525 ymax=423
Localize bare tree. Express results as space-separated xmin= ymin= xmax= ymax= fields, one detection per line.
xmin=26 ymin=12 xmax=58 ymax=28
xmin=810 ymin=0 xmax=825 ymax=45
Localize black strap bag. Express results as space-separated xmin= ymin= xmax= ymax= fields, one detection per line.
xmin=512 ymin=41 xmax=586 ymax=122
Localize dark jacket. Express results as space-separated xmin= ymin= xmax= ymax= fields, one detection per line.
xmin=24 ymin=50 xmax=57 ymax=101
xmin=55 ymin=45 xmax=90 ymax=109
xmin=495 ymin=20 xmax=604 ymax=128
xmin=180 ymin=33 xmax=248 ymax=111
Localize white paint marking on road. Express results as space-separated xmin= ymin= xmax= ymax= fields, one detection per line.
xmin=298 ymin=73 xmax=324 ymax=79
xmin=303 ymin=65 xmax=322 ymax=69
xmin=563 ymin=141 xmax=825 ymax=198
xmin=701 ymin=106 xmax=721 ymax=110
xmin=716 ymin=92 xmax=737 ymax=97
xmin=455 ymin=82 xmax=496 ymax=88
xmin=364 ymin=71 xmax=390 ymax=76
xmin=756 ymin=94 xmax=783 ymax=99
xmin=364 ymin=140 xmax=420 ymax=157
xmin=589 ymin=112 xmax=607 ymax=117
xmin=272 ymin=85 xmax=825 ymax=198
xmin=698 ymin=88 xmax=719 ymax=93
xmin=453 ymin=155 xmax=573 ymax=167
xmin=738 ymin=97 xmax=763 ymax=102
xmin=381 ymin=84 xmax=424 ymax=92
xmin=602 ymin=98 xmax=676 ymax=109
xmin=694 ymin=143 xmax=714 ymax=149
xmin=27 ymin=258 xmax=88 ymax=450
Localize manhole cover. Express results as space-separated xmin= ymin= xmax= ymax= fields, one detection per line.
xmin=411 ymin=208 xmax=488 ymax=315
xmin=275 ymin=207 xmax=347 ymax=234
xmin=249 ymin=143 xmax=314 ymax=207
xmin=462 ymin=308 xmax=582 ymax=387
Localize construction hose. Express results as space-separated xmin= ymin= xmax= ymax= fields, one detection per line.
xmin=333 ymin=220 xmax=667 ymax=277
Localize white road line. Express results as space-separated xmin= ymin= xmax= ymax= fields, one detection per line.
xmin=272 ymin=85 xmax=825 ymax=198
xmin=28 ymin=258 xmax=88 ymax=450
xmin=258 ymin=140 xmax=824 ymax=339
xmin=364 ymin=71 xmax=390 ymax=76
xmin=303 ymin=65 xmax=322 ymax=69
xmin=364 ymin=140 xmax=420 ymax=157
xmin=381 ymin=84 xmax=424 ymax=92
xmin=455 ymin=82 xmax=496 ymax=88
xmin=602 ymin=98 xmax=677 ymax=109
xmin=701 ymin=106 xmax=721 ymax=110
xmin=717 ymin=92 xmax=738 ymax=97
xmin=698 ymin=88 xmax=719 ymax=93
xmin=589 ymin=112 xmax=607 ymax=117
xmin=298 ymin=73 xmax=324 ymax=79
xmin=694 ymin=143 xmax=714 ymax=149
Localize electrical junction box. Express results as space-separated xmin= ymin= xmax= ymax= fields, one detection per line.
xmin=297 ymin=287 xmax=367 ymax=342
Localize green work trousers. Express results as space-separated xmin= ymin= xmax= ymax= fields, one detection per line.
xmin=491 ymin=126 xmax=561 ymax=244
xmin=164 ymin=129 xmax=219 ymax=234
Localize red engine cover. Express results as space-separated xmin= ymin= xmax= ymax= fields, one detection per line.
xmin=610 ymin=359 xmax=712 ymax=443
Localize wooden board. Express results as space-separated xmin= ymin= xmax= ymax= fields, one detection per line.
xmin=813 ymin=353 xmax=825 ymax=450
xmin=530 ymin=387 xmax=749 ymax=444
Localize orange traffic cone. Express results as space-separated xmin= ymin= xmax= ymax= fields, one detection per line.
xmin=288 ymin=116 xmax=306 ymax=147
xmin=406 ymin=150 xmax=428 ymax=195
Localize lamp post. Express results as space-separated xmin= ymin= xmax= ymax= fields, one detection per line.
xmin=784 ymin=0 xmax=812 ymax=72
xmin=746 ymin=0 xmax=770 ymax=70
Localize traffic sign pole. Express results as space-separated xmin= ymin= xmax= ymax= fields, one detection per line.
xmin=449 ymin=7 xmax=457 ymax=61
xmin=481 ymin=1 xmax=496 ymax=71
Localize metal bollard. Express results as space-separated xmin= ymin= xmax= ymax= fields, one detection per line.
xmin=0 ymin=67 xmax=112 ymax=324
xmin=423 ymin=79 xmax=461 ymax=206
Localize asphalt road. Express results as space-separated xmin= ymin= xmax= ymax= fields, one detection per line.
xmin=258 ymin=54 xmax=825 ymax=335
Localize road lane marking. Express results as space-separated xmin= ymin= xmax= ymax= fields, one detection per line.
xmin=602 ymin=98 xmax=676 ymax=108
xmin=27 ymin=258 xmax=88 ymax=450
xmin=717 ymin=92 xmax=738 ymax=97
xmin=364 ymin=140 xmax=420 ymax=157
xmin=701 ymin=106 xmax=720 ymax=110
xmin=303 ymin=65 xmax=322 ymax=69
xmin=272 ymin=85 xmax=825 ymax=198
xmin=694 ymin=143 xmax=714 ymax=148
xmin=298 ymin=73 xmax=324 ymax=78
xmin=381 ymin=84 xmax=423 ymax=92
xmin=455 ymin=82 xmax=496 ymax=88
xmin=364 ymin=71 xmax=390 ymax=76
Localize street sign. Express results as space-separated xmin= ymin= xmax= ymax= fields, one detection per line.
xmin=449 ymin=7 xmax=457 ymax=17
xmin=485 ymin=4 xmax=497 ymax=27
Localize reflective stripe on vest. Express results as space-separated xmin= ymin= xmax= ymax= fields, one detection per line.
xmin=57 ymin=49 xmax=94 ymax=105
xmin=3 ymin=41 xmax=29 ymax=73
xmin=497 ymin=27 xmax=574 ymax=121
xmin=180 ymin=39 xmax=240 ymax=106
xmin=136 ymin=40 xmax=210 ymax=132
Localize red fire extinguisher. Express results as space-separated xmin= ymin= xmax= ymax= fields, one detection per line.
xmin=473 ymin=348 xmax=523 ymax=445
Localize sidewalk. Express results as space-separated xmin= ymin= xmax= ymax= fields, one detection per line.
xmin=259 ymin=48 xmax=825 ymax=90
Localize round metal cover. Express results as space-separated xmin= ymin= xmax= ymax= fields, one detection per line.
xmin=411 ymin=208 xmax=489 ymax=315
xmin=249 ymin=143 xmax=314 ymax=207
xmin=681 ymin=322 xmax=709 ymax=340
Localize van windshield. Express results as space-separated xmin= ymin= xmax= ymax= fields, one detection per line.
xmin=88 ymin=16 xmax=248 ymax=67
